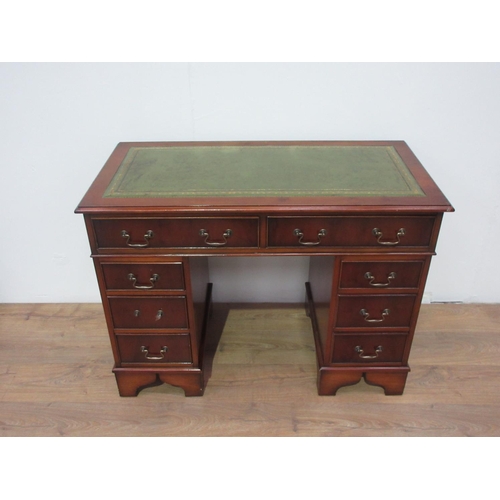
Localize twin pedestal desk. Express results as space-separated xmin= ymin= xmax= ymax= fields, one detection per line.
xmin=75 ymin=141 xmax=453 ymax=397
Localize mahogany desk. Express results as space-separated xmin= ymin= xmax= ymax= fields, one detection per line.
xmin=75 ymin=141 xmax=453 ymax=397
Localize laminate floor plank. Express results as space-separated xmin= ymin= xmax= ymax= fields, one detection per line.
xmin=291 ymin=402 xmax=500 ymax=437
xmin=1 ymin=303 xmax=499 ymax=436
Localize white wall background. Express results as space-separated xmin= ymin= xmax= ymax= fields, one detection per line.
xmin=1 ymin=62 xmax=499 ymax=304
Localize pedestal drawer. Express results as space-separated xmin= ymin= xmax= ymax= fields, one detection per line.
xmin=117 ymin=334 xmax=192 ymax=364
xmin=93 ymin=217 xmax=259 ymax=249
xmin=339 ymin=260 xmax=424 ymax=290
xmin=335 ymin=295 xmax=416 ymax=329
xmin=267 ymin=216 xmax=435 ymax=248
xmin=332 ymin=334 xmax=407 ymax=363
xmin=108 ymin=296 xmax=189 ymax=329
xmin=102 ymin=262 xmax=185 ymax=291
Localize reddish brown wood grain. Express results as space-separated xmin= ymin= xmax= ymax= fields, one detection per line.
xmin=75 ymin=141 xmax=453 ymax=397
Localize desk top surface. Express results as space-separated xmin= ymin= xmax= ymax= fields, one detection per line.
xmin=76 ymin=141 xmax=453 ymax=213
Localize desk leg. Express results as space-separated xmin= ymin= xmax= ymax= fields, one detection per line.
xmin=364 ymin=369 xmax=409 ymax=395
xmin=317 ymin=367 xmax=410 ymax=395
xmin=113 ymin=370 xmax=161 ymax=397
xmin=113 ymin=368 xmax=205 ymax=397
xmin=317 ymin=368 xmax=363 ymax=395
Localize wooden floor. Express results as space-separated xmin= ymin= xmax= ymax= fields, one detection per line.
xmin=1 ymin=302 xmax=499 ymax=436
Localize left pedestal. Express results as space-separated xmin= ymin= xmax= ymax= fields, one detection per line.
xmin=92 ymin=253 xmax=213 ymax=397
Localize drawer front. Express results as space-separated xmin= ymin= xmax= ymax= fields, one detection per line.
xmin=339 ymin=260 xmax=424 ymax=290
xmin=108 ymin=297 xmax=189 ymax=329
xmin=117 ymin=334 xmax=192 ymax=364
xmin=335 ymin=295 xmax=416 ymax=328
xmin=102 ymin=262 xmax=185 ymax=291
xmin=267 ymin=216 xmax=435 ymax=248
xmin=332 ymin=334 xmax=407 ymax=363
xmin=93 ymin=217 xmax=259 ymax=249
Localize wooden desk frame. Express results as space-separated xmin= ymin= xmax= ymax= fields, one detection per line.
xmin=76 ymin=141 xmax=453 ymax=397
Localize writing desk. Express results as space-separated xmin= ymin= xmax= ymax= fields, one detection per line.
xmin=75 ymin=141 xmax=453 ymax=396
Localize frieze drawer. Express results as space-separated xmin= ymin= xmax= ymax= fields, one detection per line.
xmin=267 ymin=216 xmax=435 ymax=249
xmin=93 ymin=217 xmax=259 ymax=250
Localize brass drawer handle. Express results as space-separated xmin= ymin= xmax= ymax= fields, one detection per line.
xmin=199 ymin=228 xmax=232 ymax=246
xmin=372 ymin=227 xmax=405 ymax=246
xmin=121 ymin=229 xmax=154 ymax=248
xmin=355 ymin=345 xmax=383 ymax=359
xmin=360 ymin=308 xmax=390 ymax=322
xmin=141 ymin=346 xmax=168 ymax=360
xmin=128 ymin=273 xmax=159 ymax=289
xmin=293 ymin=228 xmax=327 ymax=246
xmin=364 ymin=271 xmax=397 ymax=287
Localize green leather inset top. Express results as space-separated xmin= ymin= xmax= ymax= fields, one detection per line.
xmin=104 ymin=145 xmax=424 ymax=198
